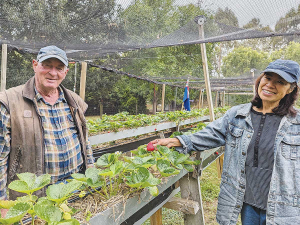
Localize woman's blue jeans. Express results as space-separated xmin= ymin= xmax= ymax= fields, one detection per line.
xmin=241 ymin=202 xmax=266 ymax=225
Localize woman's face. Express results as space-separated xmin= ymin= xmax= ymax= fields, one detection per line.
xmin=258 ymin=73 xmax=292 ymax=108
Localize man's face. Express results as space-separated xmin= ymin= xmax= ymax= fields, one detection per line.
xmin=33 ymin=58 xmax=69 ymax=93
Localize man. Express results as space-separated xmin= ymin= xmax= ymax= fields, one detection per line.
xmin=0 ymin=45 xmax=94 ymax=206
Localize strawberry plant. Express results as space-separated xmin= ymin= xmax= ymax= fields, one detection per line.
xmin=0 ymin=173 xmax=81 ymax=224
xmin=0 ymin=137 xmax=203 ymax=223
xmin=87 ymin=107 xmax=229 ymax=135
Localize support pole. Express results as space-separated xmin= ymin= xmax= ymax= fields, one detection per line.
xmin=215 ymin=91 xmax=218 ymax=107
xmin=198 ymin=16 xmax=223 ymax=179
xmin=150 ymin=208 xmax=162 ymax=225
xmin=73 ymin=62 xmax=77 ymax=92
xmin=251 ymin=69 xmax=255 ymax=96
xmin=1 ymin=44 xmax=7 ymax=92
xmin=153 ymin=84 xmax=157 ymax=115
xmin=198 ymin=21 xmax=215 ymax=121
xmin=180 ymin=174 xmax=205 ymax=225
xmin=79 ymin=62 xmax=87 ymax=100
xmin=201 ymin=89 xmax=204 ymax=108
xmin=161 ymin=84 xmax=165 ymax=112
xmin=174 ymin=87 xmax=177 ymax=111
xmin=222 ymin=91 xmax=226 ymax=107
xmin=198 ymin=90 xmax=202 ymax=109
xmin=99 ymin=102 xmax=103 ymax=119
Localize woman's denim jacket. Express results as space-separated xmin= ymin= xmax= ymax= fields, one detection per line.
xmin=177 ymin=103 xmax=300 ymax=225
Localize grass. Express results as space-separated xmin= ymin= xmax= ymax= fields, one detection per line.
xmin=142 ymin=161 xmax=242 ymax=225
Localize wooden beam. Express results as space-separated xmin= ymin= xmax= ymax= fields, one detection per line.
xmin=79 ymin=61 xmax=87 ymax=100
xmin=251 ymin=69 xmax=255 ymax=96
xmin=161 ymin=84 xmax=165 ymax=112
xmin=150 ymin=208 xmax=162 ymax=225
xmin=99 ymin=102 xmax=103 ymax=119
xmin=153 ymin=84 xmax=157 ymax=115
xmin=1 ymin=44 xmax=7 ymax=92
xmin=215 ymin=91 xmax=218 ymax=107
xmin=163 ymin=197 xmax=200 ymax=215
xmin=199 ymin=24 xmax=214 ymax=121
xmin=198 ymin=90 xmax=202 ymax=109
xmin=180 ymin=174 xmax=205 ymax=225
xmin=201 ymin=90 xmax=204 ymax=108
xmin=222 ymin=91 xmax=226 ymax=107
xmin=216 ymin=154 xmax=224 ymax=178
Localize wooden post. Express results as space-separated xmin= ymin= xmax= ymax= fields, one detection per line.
xmin=198 ymin=90 xmax=202 ymax=109
xmin=174 ymin=87 xmax=177 ymax=111
xmin=201 ymin=90 xmax=204 ymax=108
xmin=215 ymin=91 xmax=218 ymax=107
xmin=73 ymin=62 xmax=77 ymax=92
xmin=1 ymin=44 xmax=7 ymax=92
xmin=222 ymin=91 xmax=226 ymax=107
xmin=198 ymin=22 xmax=215 ymax=121
xmin=79 ymin=62 xmax=87 ymax=100
xmin=251 ymin=69 xmax=255 ymax=96
xmin=161 ymin=84 xmax=165 ymax=112
xmin=180 ymin=174 xmax=205 ymax=225
xmin=99 ymin=102 xmax=103 ymax=119
xmin=154 ymin=85 xmax=156 ymax=113
xmin=150 ymin=208 xmax=162 ymax=225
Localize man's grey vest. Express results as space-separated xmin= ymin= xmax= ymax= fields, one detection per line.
xmin=0 ymin=77 xmax=89 ymax=200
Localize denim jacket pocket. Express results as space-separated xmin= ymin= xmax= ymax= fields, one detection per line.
xmin=281 ymin=136 xmax=300 ymax=160
xmin=227 ymin=124 xmax=244 ymax=147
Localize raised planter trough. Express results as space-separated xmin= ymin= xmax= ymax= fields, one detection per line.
xmin=89 ymin=115 xmax=210 ymax=146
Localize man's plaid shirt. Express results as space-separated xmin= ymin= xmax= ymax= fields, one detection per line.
xmin=0 ymin=88 xmax=94 ymax=199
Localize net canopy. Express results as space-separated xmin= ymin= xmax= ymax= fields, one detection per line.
xmin=1 ymin=0 xmax=299 ymax=60
xmin=1 ymin=0 xmax=300 ymax=114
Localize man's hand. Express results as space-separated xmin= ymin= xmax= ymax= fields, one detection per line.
xmin=1 ymin=208 xmax=8 ymax=218
xmin=150 ymin=138 xmax=182 ymax=149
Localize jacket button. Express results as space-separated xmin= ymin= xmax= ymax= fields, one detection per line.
xmin=241 ymin=170 xmax=244 ymax=173
xmin=19 ymin=164 xmax=23 ymax=169
xmin=242 ymin=152 xmax=246 ymax=156
xmin=237 ymin=205 xmax=241 ymax=208
xmin=247 ymin=134 xmax=251 ymax=138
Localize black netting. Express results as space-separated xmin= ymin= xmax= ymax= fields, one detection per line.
xmin=1 ymin=0 xmax=300 ymax=115
xmin=0 ymin=0 xmax=299 ymax=59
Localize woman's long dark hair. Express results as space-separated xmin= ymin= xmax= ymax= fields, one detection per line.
xmin=251 ymin=73 xmax=299 ymax=117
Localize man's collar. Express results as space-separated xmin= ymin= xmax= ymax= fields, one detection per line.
xmin=34 ymin=86 xmax=67 ymax=104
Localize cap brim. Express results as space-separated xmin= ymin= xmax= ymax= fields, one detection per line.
xmin=38 ymin=55 xmax=68 ymax=66
xmin=263 ymin=68 xmax=295 ymax=83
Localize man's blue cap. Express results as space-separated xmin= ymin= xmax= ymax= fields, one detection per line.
xmin=37 ymin=45 xmax=68 ymax=66
xmin=263 ymin=59 xmax=300 ymax=83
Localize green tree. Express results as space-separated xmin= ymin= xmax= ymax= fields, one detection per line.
xmin=0 ymin=0 xmax=121 ymax=48
xmin=212 ymin=7 xmax=239 ymax=77
xmin=270 ymin=42 xmax=300 ymax=64
xmin=221 ymin=46 xmax=270 ymax=77
xmin=273 ymin=4 xmax=300 ymax=47
xmin=214 ymin=7 xmax=239 ymax=27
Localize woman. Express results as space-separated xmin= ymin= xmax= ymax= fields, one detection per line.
xmin=151 ymin=59 xmax=300 ymax=225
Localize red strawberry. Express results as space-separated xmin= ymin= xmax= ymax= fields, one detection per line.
xmin=147 ymin=142 xmax=155 ymax=151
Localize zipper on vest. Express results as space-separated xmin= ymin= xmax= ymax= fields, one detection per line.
xmin=71 ymin=107 xmax=88 ymax=169
xmin=33 ymin=101 xmax=46 ymax=174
